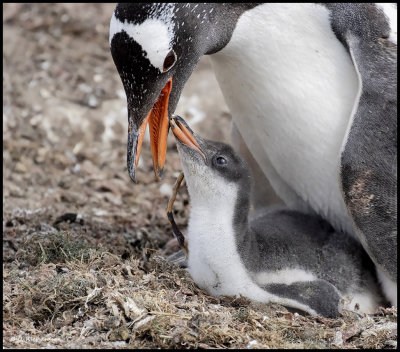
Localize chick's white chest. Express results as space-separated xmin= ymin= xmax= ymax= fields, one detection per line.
xmin=184 ymin=173 xmax=255 ymax=296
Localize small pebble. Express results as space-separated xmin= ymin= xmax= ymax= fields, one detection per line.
xmin=384 ymin=340 xmax=397 ymax=347
xmin=39 ymin=88 xmax=51 ymax=99
xmin=78 ymin=83 xmax=92 ymax=93
xmin=40 ymin=61 xmax=51 ymax=70
xmin=87 ymin=95 xmax=99 ymax=108
xmin=159 ymin=183 xmax=173 ymax=197
xmin=60 ymin=14 xmax=69 ymax=23
xmin=333 ymin=331 xmax=343 ymax=346
xmin=15 ymin=162 xmax=27 ymax=173
xmin=93 ymin=74 xmax=103 ymax=83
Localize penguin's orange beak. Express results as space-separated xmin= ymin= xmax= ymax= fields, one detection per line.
xmin=135 ymin=77 xmax=172 ymax=181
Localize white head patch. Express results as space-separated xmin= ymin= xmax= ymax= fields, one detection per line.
xmin=109 ymin=4 xmax=176 ymax=72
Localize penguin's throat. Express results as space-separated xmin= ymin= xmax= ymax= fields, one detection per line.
xmin=181 ymin=160 xmax=232 ymax=206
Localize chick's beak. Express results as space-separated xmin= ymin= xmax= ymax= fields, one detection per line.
xmin=170 ymin=116 xmax=206 ymax=159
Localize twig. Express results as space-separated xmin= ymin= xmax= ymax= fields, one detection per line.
xmin=166 ymin=172 xmax=188 ymax=257
xmin=149 ymin=311 xmax=192 ymax=320
xmin=38 ymin=242 xmax=47 ymax=263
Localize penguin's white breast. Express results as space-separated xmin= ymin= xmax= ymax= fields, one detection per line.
xmin=210 ymin=3 xmax=360 ymax=233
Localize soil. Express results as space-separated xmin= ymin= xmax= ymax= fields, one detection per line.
xmin=3 ymin=3 xmax=397 ymax=349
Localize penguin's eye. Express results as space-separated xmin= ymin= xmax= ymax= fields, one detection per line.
xmin=163 ymin=50 xmax=176 ymax=72
xmin=216 ymin=156 xmax=227 ymax=166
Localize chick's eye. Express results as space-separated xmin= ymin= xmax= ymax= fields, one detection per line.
xmin=216 ymin=156 xmax=227 ymax=166
xmin=163 ymin=50 xmax=176 ymax=72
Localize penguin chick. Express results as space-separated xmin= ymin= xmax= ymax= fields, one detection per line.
xmin=171 ymin=115 xmax=383 ymax=318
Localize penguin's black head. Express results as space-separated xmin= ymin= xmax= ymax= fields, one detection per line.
xmin=171 ymin=116 xmax=252 ymax=204
xmin=109 ymin=3 xmax=257 ymax=182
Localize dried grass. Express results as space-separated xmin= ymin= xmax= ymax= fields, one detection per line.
xmin=3 ymin=232 xmax=397 ymax=348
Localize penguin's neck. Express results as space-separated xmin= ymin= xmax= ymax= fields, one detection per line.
xmin=185 ymin=174 xmax=253 ymax=296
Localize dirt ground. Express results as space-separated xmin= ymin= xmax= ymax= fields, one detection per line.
xmin=3 ymin=3 xmax=397 ymax=349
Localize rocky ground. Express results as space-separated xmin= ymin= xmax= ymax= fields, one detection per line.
xmin=3 ymin=3 xmax=397 ymax=349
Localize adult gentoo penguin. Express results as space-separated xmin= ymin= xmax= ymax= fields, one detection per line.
xmin=109 ymin=4 xmax=397 ymax=305
xmin=170 ymin=115 xmax=382 ymax=318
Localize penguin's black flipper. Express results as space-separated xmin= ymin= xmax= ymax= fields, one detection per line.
xmin=328 ymin=4 xmax=397 ymax=282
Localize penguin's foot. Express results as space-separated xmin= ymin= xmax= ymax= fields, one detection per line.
xmin=167 ymin=249 xmax=188 ymax=268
